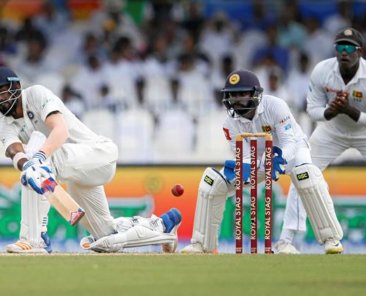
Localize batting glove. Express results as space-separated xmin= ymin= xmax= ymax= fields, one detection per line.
xmin=22 ymin=151 xmax=47 ymax=170
xmin=21 ymin=151 xmax=56 ymax=194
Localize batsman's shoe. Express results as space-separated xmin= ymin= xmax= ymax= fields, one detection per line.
xmin=324 ymin=239 xmax=343 ymax=254
xmin=80 ymin=235 xmax=96 ymax=250
xmin=181 ymin=242 xmax=205 ymax=254
xmin=273 ymin=240 xmax=300 ymax=254
xmin=6 ymin=240 xmax=48 ymax=254
xmin=41 ymin=232 xmax=52 ymax=253
xmin=6 ymin=232 xmax=52 ymax=254
xmin=160 ymin=208 xmax=182 ymax=253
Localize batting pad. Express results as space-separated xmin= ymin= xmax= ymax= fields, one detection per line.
xmin=191 ymin=167 xmax=229 ymax=252
xmin=20 ymin=186 xmax=50 ymax=246
xmin=291 ymin=164 xmax=343 ymax=244
xmin=26 ymin=131 xmax=47 ymax=158
xmin=18 ymin=131 xmax=50 ymax=246
xmin=89 ymin=225 xmax=177 ymax=252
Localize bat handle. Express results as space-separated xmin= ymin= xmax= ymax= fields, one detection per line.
xmin=41 ymin=178 xmax=58 ymax=193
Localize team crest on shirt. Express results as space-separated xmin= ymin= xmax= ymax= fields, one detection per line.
xmin=27 ymin=111 xmax=34 ymax=120
xmin=262 ymin=125 xmax=272 ymax=132
xmin=352 ymin=90 xmax=363 ymax=101
xmin=223 ymin=128 xmax=232 ymax=140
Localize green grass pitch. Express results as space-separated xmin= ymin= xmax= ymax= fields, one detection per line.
xmin=0 ymin=254 xmax=365 ymax=296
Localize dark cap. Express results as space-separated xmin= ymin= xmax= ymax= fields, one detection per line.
xmin=0 ymin=66 xmax=19 ymax=87
xmin=222 ymin=70 xmax=261 ymax=92
xmin=334 ymin=28 xmax=364 ymax=47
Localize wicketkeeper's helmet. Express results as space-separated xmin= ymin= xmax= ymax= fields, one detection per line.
xmin=221 ymin=70 xmax=263 ymax=118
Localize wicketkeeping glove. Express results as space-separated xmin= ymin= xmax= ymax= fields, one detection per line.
xmin=223 ymin=160 xmax=251 ymax=184
xmin=272 ymin=146 xmax=287 ymax=181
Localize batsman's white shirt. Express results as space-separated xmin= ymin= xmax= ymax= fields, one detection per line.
xmin=223 ymin=94 xmax=311 ymax=232
xmin=0 ymin=85 xmax=118 ymax=238
xmin=307 ymin=57 xmax=366 ymax=169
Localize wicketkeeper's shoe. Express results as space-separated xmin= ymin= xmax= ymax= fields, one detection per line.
xmin=324 ymin=239 xmax=343 ymax=254
xmin=6 ymin=233 xmax=52 ymax=254
xmin=273 ymin=240 xmax=300 ymax=254
xmin=180 ymin=242 xmax=205 ymax=254
xmin=160 ymin=208 xmax=182 ymax=253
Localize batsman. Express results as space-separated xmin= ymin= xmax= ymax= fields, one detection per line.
xmin=0 ymin=66 xmax=181 ymax=253
xmin=181 ymin=69 xmax=343 ymax=255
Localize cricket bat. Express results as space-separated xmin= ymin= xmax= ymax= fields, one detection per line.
xmin=42 ymin=178 xmax=85 ymax=226
xmin=26 ymin=131 xmax=85 ymax=225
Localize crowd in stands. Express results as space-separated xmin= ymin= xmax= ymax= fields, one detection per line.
xmin=1 ymin=0 xmax=365 ymax=163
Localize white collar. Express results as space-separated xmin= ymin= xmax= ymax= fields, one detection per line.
xmin=335 ymin=57 xmax=366 ymax=84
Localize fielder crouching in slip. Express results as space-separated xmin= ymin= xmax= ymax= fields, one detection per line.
xmin=0 ymin=66 xmax=181 ymax=253
xmin=181 ymin=69 xmax=343 ymax=255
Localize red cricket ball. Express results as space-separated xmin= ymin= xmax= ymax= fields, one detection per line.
xmin=171 ymin=184 xmax=184 ymax=197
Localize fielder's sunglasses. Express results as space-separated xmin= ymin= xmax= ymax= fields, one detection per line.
xmin=335 ymin=44 xmax=360 ymax=54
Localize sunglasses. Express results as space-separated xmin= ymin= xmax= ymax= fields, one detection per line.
xmin=335 ymin=44 xmax=360 ymax=54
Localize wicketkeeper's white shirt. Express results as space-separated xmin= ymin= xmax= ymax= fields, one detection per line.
xmin=223 ymin=94 xmax=309 ymax=167
xmin=222 ymin=94 xmax=310 ymax=232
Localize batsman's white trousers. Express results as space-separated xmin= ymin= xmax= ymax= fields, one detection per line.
xmin=50 ymin=138 xmax=118 ymax=239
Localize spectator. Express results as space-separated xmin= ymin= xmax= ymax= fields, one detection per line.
xmin=10 ymin=30 xmax=52 ymax=83
xmin=0 ymin=25 xmax=17 ymax=56
xmin=61 ymin=85 xmax=85 ymax=119
xmin=181 ymin=1 xmax=205 ymax=43
xmin=33 ymin=1 xmax=69 ymax=43
xmin=252 ymin=24 xmax=290 ymax=73
xmin=303 ymin=16 xmax=333 ymax=68
xmin=199 ymin=12 xmax=236 ymax=70
xmin=286 ymin=52 xmax=311 ymax=114
xmin=70 ymin=55 xmax=108 ymax=110
xmin=323 ymin=0 xmax=352 ymax=35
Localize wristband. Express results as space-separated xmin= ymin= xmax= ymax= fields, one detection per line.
xmin=33 ymin=150 xmax=47 ymax=161
xmin=13 ymin=152 xmax=28 ymax=170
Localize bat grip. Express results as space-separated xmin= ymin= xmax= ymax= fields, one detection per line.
xmin=41 ymin=178 xmax=58 ymax=193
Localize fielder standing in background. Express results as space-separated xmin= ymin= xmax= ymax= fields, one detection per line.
xmin=276 ymin=27 xmax=366 ymax=253
xmin=0 ymin=66 xmax=181 ymax=253
xmin=181 ymin=69 xmax=343 ymax=255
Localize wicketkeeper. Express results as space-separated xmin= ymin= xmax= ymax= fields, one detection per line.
xmin=181 ymin=70 xmax=343 ymax=255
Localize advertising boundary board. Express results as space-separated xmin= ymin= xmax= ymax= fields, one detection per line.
xmin=0 ymin=164 xmax=365 ymax=245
